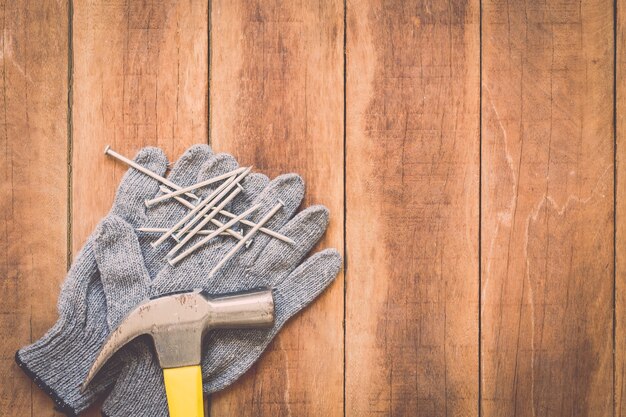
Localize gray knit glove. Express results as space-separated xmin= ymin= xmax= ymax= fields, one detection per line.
xmin=15 ymin=145 xmax=216 ymax=415
xmin=94 ymin=163 xmax=341 ymax=416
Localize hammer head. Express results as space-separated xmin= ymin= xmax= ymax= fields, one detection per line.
xmin=82 ymin=288 xmax=274 ymax=390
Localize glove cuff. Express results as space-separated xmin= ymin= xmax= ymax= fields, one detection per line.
xmin=15 ymin=350 xmax=81 ymax=416
xmin=16 ymin=315 xmax=118 ymax=415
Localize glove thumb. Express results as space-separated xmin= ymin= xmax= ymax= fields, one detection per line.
xmin=273 ymin=248 xmax=342 ymax=323
xmin=94 ymin=215 xmax=151 ymax=328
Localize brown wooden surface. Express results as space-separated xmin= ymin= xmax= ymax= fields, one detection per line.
xmin=618 ymin=0 xmax=626 ymax=415
xmin=345 ymin=1 xmax=480 ymax=416
xmin=71 ymin=0 xmax=208 ymax=415
xmin=0 ymin=1 xmax=623 ymax=416
xmin=209 ymin=1 xmax=344 ymax=415
xmin=72 ymin=0 xmax=209 ymax=245
xmin=482 ymin=1 xmax=614 ymax=416
xmin=0 ymin=1 xmax=68 ymax=416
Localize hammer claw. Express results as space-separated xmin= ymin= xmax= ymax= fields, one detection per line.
xmin=81 ymin=307 xmax=148 ymax=391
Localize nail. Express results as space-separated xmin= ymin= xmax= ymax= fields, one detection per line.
xmin=167 ymin=186 xmax=243 ymax=258
xmin=201 ymin=200 xmax=284 ymax=275
xmin=104 ymin=145 xmax=199 ymax=200
xmin=240 ymin=228 xmax=254 ymax=248
xmin=145 ymin=166 xmax=247 ymax=207
xmin=168 ymin=203 xmax=261 ymax=265
xmin=136 ymin=227 xmax=236 ymax=238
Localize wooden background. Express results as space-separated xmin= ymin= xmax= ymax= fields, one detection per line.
xmin=0 ymin=0 xmax=620 ymax=416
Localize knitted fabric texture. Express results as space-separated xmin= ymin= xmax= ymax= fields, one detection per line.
xmin=97 ymin=161 xmax=341 ymax=416
xmin=16 ymin=145 xmax=217 ymax=415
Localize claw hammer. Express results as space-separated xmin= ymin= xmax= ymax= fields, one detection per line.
xmin=82 ymin=288 xmax=274 ymax=417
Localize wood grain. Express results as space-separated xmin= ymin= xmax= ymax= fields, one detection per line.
xmin=618 ymin=0 xmax=626 ymax=415
xmin=72 ymin=0 xmax=208 ymax=246
xmin=0 ymin=1 xmax=68 ymax=416
xmin=481 ymin=1 xmax=614 ymax=416
xmin=345 ymin=1 xmax=480 ymax=416
xmin=209 ymin=1 xmax=344 ymax=416
xmin=1 ymin=2 xmax=622 ymax=416
xmin=72 ymin=0 xmax=208 ymax=415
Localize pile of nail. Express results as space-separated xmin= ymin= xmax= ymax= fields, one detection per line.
xmin=105 ymin=146 xmax=294 ymax=275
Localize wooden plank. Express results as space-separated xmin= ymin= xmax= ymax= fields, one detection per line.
xmin=617 ymin=0 xmax=626 ymax=415
xmin=209 ymin=1 xmax=344 ymax=416
xmin=481 ymin=1 xmax=614 ymax=416
xmin=0 ymin=1 xmax=68 ymax=416
xmin=345 ymin=1 xmax=480 ymax=416
xmin=72 ymin=0 xmax=208 ymax=415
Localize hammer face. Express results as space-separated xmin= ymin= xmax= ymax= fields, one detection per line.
xmin=203 ymin=288 xmax=275 ymax=330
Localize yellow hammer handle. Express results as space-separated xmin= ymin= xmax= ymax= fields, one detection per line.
xmin=162 ymin=365 xmax=204 ymax=417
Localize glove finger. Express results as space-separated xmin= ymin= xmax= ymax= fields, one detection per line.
xmin=112 ymin=147 xmax=168 ymax=225
xmin=95 ymin=215 xmax=151 ymax=328
xmin=177 ymin=153 xmax=241 ymax=241
xmin=194 ymin=153 xmax=240 ymax=200
xmin=167 ymin=144 xmax=213 ymax=188
xmin=140 ymin=145 xmax=215 ymax=266
xmin=229 ymin=174 xmax=305 ymax=269
xmin=212 ymin=173 xmax=271 ymax=250
xmin=230 ymin=172 xmax=270 ymax=216
xmin=273 ymin=248 xmax=342 ymax=321
xmin=145 ymin=144 xmax=214 ymax=223
xmin=252 ymin=205 xmax=329 ymax=285
xmin=168 ymin=153 xmax=241 ymax=237
xmin=201 ymin=326 xmax=270 ymax=393
xmin=201 ymin=249 xmax=341 ymax=392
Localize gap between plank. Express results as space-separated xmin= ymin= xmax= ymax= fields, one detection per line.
xmin=342 ymin=0 xmax=348 ymax=417
xmin=66 ymin=0 xmax=74 ymax=270
xmin=613 ymin=0 xmax=618 ymax=414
